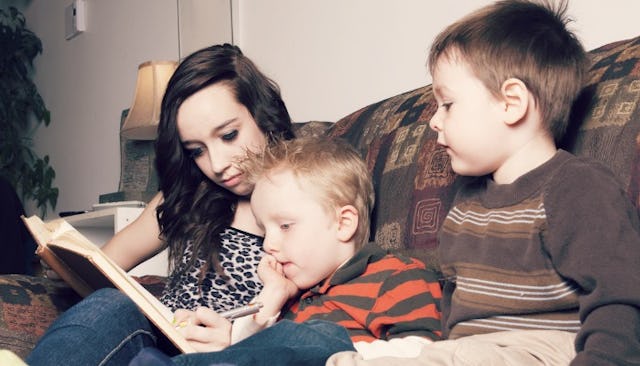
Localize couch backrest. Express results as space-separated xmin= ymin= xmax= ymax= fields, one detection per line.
xmin=323 ymin=35 xmax=640 ymax=272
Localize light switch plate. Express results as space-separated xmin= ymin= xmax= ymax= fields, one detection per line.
xmin=65 ymin=0 xmax=86 ymax=40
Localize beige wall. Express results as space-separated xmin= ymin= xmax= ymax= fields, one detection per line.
xmin=14 ymin=0 xmax=640 ymax=217
xmin=235 ymin=0 xmax=640 ymax=123
xmin=21 ymin=0 xmax=230 ymax=217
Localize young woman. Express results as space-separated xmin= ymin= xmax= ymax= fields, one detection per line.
xmin=27 ymin=43 xmax=296 ymax=365
xmin=104 ymin=43 xmax=295 ymax=314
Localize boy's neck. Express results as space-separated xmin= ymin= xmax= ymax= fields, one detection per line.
xmin=319 ymin=244 xmax=358 ymax=286
xmin=492 ymin=133 xmax=557 ymax=185
xmin=316 ymin=251 xmax=357 ymax=291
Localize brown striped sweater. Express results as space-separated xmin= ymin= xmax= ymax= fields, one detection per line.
xmin=439 ymin=150 xmax=640 ymax=365
xmin=280 ymin=242 xmax=442 ymax=343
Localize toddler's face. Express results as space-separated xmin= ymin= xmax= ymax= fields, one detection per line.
xmin=250 ymin=169 xmax=352 ymax=290
xmin=429 ymin=54 xmax=508 ymax=177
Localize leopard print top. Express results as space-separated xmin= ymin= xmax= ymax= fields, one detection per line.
xmin=160 ymin=227 xmax=264 ymax=312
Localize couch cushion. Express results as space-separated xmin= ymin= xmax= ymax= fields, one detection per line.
xmin=329 ymin=86 xmax=456 ymax=271
xmin=0 ymin=274 xmax=167 ymax=360
xmin=0 ymin=275 xmax=80 ymax=359
xmin=563 ymin=35 xmax=640 ymax=216
xmin=292 ymin=121 xmax=334 ymax=138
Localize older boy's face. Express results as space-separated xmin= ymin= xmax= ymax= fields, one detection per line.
xmin=250 ymin=169 xmax=351 ymax=290
xmin=429 ymin=55 xmax=509 ymax=177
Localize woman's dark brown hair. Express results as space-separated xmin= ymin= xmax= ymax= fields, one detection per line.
xmin=155 ymin=44 xmax=294 ymax=278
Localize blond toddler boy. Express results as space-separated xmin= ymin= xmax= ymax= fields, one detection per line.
xmin=172 ymin=136 xmax=443 ymax=362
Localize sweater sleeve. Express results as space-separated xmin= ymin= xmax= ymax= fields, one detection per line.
xmin=544 ymin=160 xmax=640 ymax=365
xmin=365 ymin=258 xmax=443 ymax=342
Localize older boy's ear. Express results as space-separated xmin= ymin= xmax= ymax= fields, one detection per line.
xmin=336 ymin=205 xmax=358 ymax=243
xmin=500 ymin=78 xmax=529 ymax=125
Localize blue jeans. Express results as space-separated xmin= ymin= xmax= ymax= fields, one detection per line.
xmin=27 ymin=288 xmax=156 ymax=366
xmin=168 ymin=318 xmax=355 ymax=366
xmin=27 ymin=288 xmax=355 ymax=366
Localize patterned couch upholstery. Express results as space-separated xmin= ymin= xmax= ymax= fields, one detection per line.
xmin=1 ymin=35 xmax=639 ymax=360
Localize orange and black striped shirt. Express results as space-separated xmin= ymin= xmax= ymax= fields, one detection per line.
xmin=280 ymin=243 xmax=442 ymax=343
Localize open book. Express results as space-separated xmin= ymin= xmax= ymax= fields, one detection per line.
xmin=21 ymin=215 xmax=195 ymax=355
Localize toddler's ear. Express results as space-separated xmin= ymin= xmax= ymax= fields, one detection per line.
xmin=336 ymin=205 xmax=358 ymax=243
xmin=500 ymin=78 xmax=529 ymax=125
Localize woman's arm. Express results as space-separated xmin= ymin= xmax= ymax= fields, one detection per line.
xmin=101 ymin=192 xmax=165 ymax=271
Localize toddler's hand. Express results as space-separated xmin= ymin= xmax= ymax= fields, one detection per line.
xmin=173 ymin=307 xmax=232 ymax=353
xmin=257 ymin=254 xmax=284 ymax=283
xmin=257 ymin=254 xmax=298 ymax=299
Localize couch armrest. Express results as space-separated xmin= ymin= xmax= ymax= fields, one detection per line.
xmin=0 ymin=274 xmax=168 ymax=360
xmin=0 ymin=274 xmax=80 ymax=359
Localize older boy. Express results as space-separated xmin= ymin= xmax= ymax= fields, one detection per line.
xmin=329 ymin=0 xmax=640 ymax=365
xmin=162 ymin=136 xmax=442 ymax=365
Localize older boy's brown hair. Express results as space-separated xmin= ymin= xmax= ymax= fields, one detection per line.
xmin=242 ymin=136 xmax=375 ymax=249
xmin=428 ymin=0 xmax=588 ymax=142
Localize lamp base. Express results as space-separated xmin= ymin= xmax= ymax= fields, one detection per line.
xmin=99 ymin=190 xmax=157 ymax=204
xmin=106 ymin=109 xmax=159 ymax=205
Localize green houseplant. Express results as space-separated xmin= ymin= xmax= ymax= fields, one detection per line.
xmin=0 ymin=6 xmax=57 ymax=216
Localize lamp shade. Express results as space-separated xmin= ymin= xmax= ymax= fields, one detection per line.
xmin=120 ymin=60 xmax=178 ymax=140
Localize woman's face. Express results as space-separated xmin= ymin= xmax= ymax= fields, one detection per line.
xmin=177 ymin=83 xmax=266 ymax=197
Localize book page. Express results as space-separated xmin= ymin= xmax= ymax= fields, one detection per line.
xmin=22 ymin=215 xmax=193 ymax=354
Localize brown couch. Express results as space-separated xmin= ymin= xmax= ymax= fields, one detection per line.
xmin=1 ymin=34 xmax=639 ymax=360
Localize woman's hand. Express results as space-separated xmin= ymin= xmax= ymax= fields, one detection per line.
xmin=173 ymin=307 xmax=233 ymax=353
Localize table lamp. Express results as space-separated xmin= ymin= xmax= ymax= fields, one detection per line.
xmin=99 ymin=60 xmax=178 ymax=204
xmin=121 ymin=60 xmax=178 ymax=139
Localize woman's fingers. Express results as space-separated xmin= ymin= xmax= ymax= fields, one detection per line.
xmin=174 ymin=307 xmax=232 ymax=352
xmin=172 ymin=308 xmax=196 ymax=329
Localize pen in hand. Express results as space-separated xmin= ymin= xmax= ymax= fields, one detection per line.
xmin=218 ymin=302 xmax=264 ymax=320
xmin=174 ymin=302 xmax=264 ymax=329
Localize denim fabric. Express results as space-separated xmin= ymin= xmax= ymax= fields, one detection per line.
xmin=26 ymin=288 xmax=156 ymax=366
xmin=169 ymin=319 xmax=355 ymax=366
xmin=27 ymin=288 xmax=354 ymax=366
xmin=130 ymin=346 xmax=179 ymax=366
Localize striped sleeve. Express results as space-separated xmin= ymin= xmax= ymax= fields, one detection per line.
xmin=364 ymin=256 xmax=442 ymax=341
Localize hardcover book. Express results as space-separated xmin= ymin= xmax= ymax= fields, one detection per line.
xmin=21 ymin=215 xmax=194 ymax=355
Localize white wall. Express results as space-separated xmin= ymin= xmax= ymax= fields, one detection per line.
xmin=235 ymin=0 xmax=640 ymax=123
xmin=21 ymin=0 xmax=178 ymax=218
xmin=16 ymin=0 xmax=640 ymax=218
xmin=20 ymin=0 xmax=230 ymax=218
xmin=179 ymin=0 xmax=232 ymax=58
